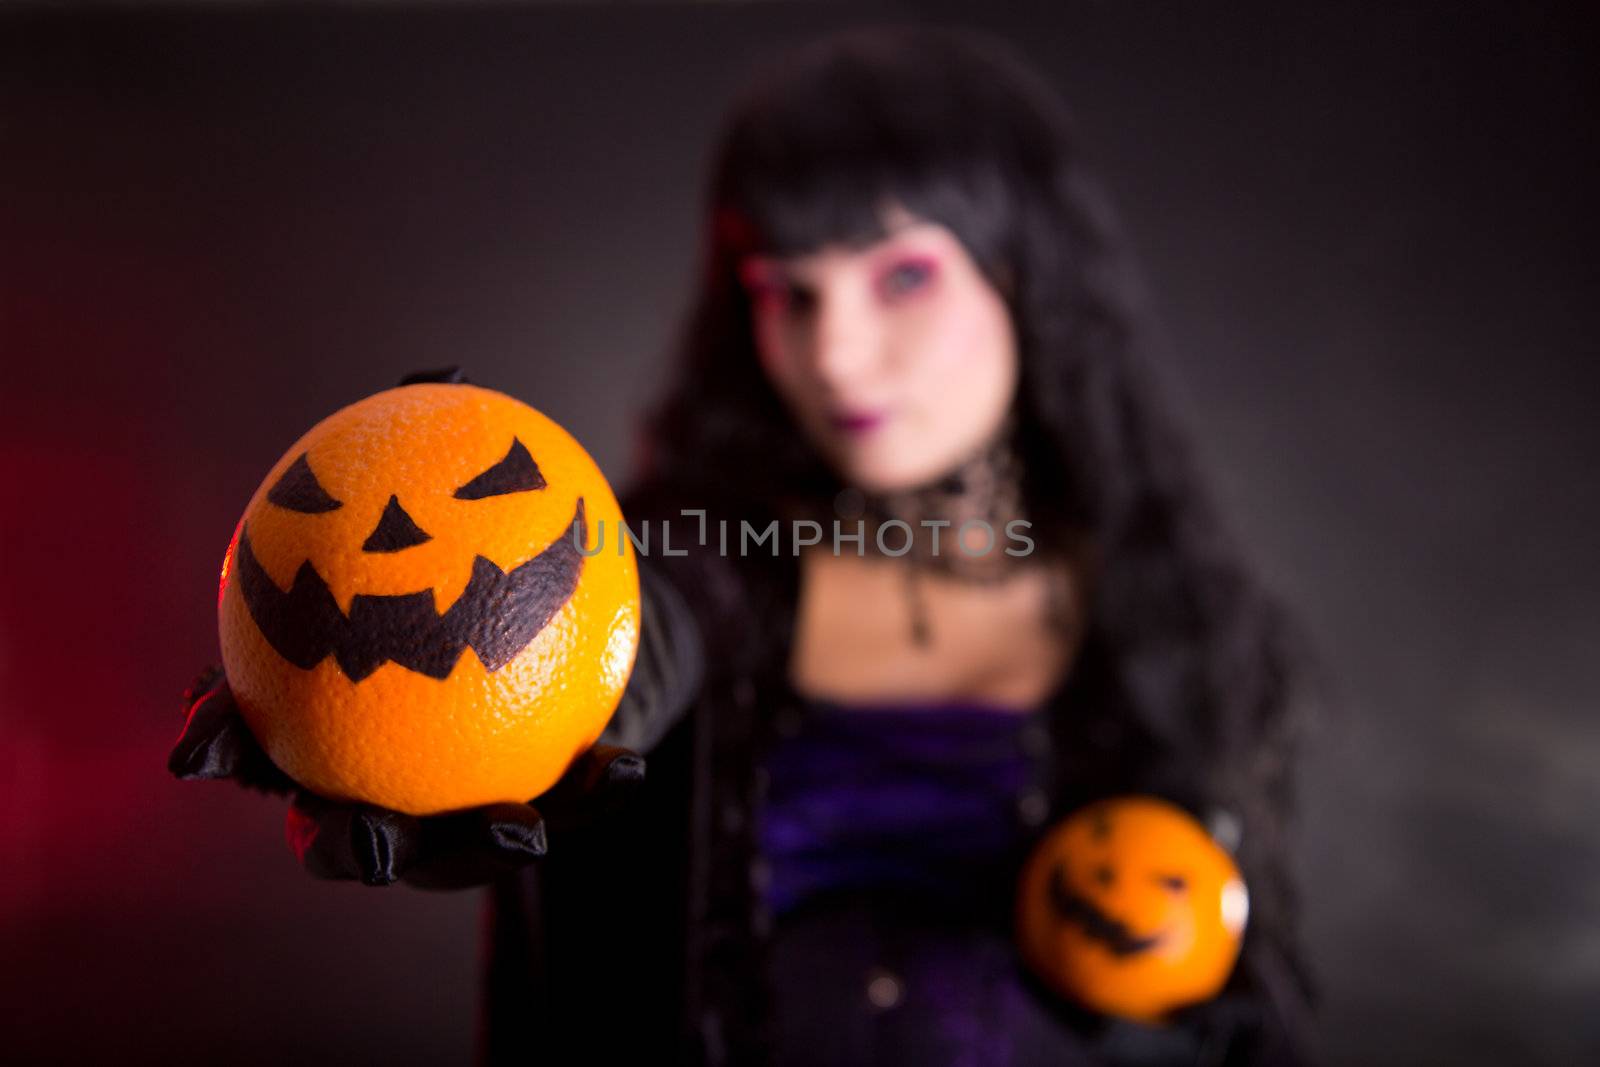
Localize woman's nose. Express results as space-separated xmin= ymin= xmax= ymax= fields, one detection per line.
xmin=810 ymin=296 xmax=880 ymax=386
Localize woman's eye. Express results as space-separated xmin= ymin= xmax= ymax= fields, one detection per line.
xmin=751 ymin=281 xmax=815 ymax=318
xmin=785 ymin=286 xmax=817 ymax=315
xmin=877 ymin=259 xmax=935 ymax=300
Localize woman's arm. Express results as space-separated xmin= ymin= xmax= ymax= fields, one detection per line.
xmin=598 ymin=555 xmax=706 ymax=755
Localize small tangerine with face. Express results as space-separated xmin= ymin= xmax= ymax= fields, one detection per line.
xmin=1015 ymin=796 xmax=1248 ymax=1023
xmin=217 ymin=381 xmax=639 ymax=816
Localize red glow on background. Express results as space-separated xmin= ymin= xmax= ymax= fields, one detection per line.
xmin=0 ymin=439 xmax=162 ymax=915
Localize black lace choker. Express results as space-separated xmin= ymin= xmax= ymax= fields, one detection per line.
xmin=825 ymin=417 xmax=1070 ymax=647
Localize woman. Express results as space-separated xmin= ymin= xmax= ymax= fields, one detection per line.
xmin=172 ymin=25 xmax=1318 ymax=1067
xmin=492 ymin=25 xmax=1318 ymax=1067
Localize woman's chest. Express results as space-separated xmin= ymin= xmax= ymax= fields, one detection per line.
xmin=787 ymin=550 xmax=1083 ymax=709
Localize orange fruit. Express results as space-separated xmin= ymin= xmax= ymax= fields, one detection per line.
xmin=217 ymin=381 xmax=639 ymax=816
xmin=1015 ymin=796 xmax=1248 ymax=1022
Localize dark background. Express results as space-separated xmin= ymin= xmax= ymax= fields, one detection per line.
xmin=1 ymin=2 xmax=1593 ymax=1063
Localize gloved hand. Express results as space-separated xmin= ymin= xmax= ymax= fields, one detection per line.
xmin=168 ymin=665 xmax=645 ymax=890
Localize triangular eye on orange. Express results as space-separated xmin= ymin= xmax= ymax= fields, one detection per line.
xmin=217 ymin=381 xmax=640 ymax=816
xmin=1015 ymin=796 xmax=1248 ymax=1023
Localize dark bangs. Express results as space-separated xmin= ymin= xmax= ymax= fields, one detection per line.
xmin=706 ymin=27 xmax=1059 ymax=288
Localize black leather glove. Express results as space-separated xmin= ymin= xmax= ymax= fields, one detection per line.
xmin=168 ymin=665 xmax=645 ymax=890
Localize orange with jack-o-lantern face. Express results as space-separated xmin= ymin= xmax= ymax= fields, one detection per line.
xmin=1015 ymin=796 xmax=1248 ymax=1023
xmin=217 ymin=381 xmax=638 ymax=816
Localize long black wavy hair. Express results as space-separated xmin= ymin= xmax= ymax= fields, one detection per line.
xmin=632 ymin=24 xmax=1323 ymax=1018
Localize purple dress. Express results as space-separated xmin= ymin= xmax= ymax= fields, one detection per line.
xmin=759 ymin=699 xmax=1092 ymax=1066
xmin=758 ymin=698 xmax=1217 ymax=1067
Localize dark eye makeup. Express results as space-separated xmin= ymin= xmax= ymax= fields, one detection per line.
xmin=876 ymin=256 xmax=937 ymax=299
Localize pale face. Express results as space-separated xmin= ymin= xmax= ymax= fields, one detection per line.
xmin=740 ymin=209 xmax=1019 ymax=493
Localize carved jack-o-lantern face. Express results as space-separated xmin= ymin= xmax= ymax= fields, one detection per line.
xmin=1015 ymin=796 xmax=1248 ymax=1023
xmin=217 ymin=382 xmax=638 ymax=816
